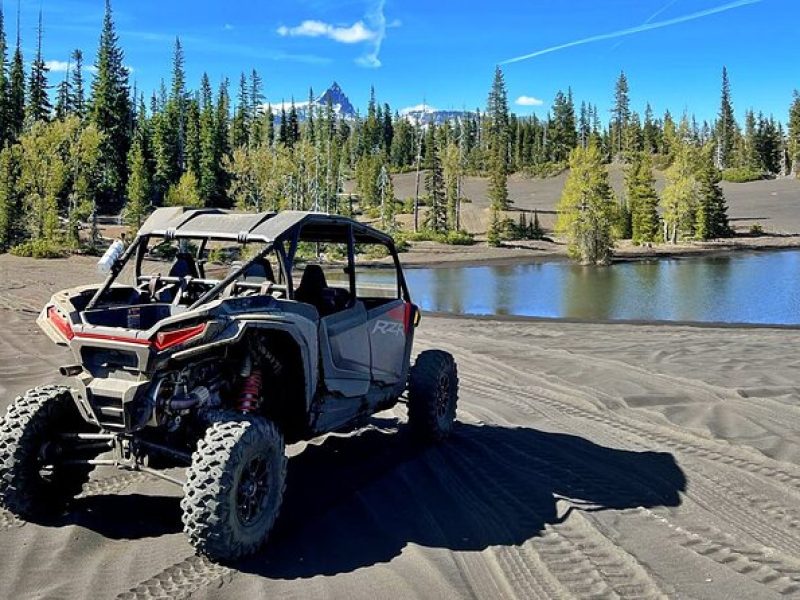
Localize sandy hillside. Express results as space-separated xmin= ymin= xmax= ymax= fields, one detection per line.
xmin=1 ymin=257 xmax=800 ymax=598
xmin=380 ymin=170 xmax=800 ymax=237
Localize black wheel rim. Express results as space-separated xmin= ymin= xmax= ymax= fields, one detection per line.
xmin=435 ymin=373 xmax=451 ymax=419
xmin=236 ymin=455 xmax=270 ymax=526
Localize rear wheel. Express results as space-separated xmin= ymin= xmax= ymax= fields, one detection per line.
xmin=407 ymin=350 xmax=459 ymax=441
xmin=181 ymin=414 xmax=287 ymax=562
xmin=0 ymin=386 xmax=98 ymax=519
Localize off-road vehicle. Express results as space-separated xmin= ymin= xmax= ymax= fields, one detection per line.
xmin=0 ymin=208 xmax=458 ymax=561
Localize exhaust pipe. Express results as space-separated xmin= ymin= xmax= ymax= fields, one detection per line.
xmin=59 ymin=364 xmax=83 ymax=377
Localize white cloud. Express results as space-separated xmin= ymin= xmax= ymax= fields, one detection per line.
xmin=277 ymin=0 xmax=391 ymax=68
xmin=46 ymin=60 xmax=134 ymax=75
xmin=277 ymin=19 xmax=375 ymax=44
xmin=223 ymin=23 xmax=235 ymax=31
xmin=45 ymin=60 xmax=71 ymax=73
xmin=515 ymin=95 xmax=544 ymax=107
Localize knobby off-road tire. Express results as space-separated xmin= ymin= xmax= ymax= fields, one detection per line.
xmin=0 ymin=385 xmax=96 ymax=519
xmin=408 ymin=350 xmax=459 ymax=442
xmin=181 ymin=414 xmax=287 ymax=562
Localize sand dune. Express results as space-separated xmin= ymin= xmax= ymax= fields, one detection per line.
xmin=384 ymin=170 xmax=800 ymax=237
xmin=1 ymin=258 xmax=800 ymax=598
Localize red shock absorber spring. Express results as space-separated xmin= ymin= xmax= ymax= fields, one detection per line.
xmin=236 ymin=369 xmax=262 ymax=412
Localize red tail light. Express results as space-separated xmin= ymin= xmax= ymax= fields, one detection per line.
xmin=153 ymin=323 xmax=208 ymax=351
xmin=404 ymin=302 xmax=420 ymax=332
xmin=48 ymin=306 xmax=74 ymax=341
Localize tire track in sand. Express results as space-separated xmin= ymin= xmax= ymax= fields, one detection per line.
xmin=641 ymin=508 xmax=800 ymax=596
xmin=115 ymin=555 xmax=233 ymax=600
xmin=446 ymin=344 xmax=800 ymax=595
xmin=441 ymin=427 xmax=670 ymax=599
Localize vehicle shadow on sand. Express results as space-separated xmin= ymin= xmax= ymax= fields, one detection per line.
xmin=242 ymin=419 xmax=685 ymax=578
xmin=62 ymin=419 xmax=686 ymax=577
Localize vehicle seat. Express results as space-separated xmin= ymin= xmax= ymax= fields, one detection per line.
xmin=169 ymin=252 xmax=200 ymax=280
xmin=295 ymin=265 xmax=350 ymax=317
xmin=240 ymin=258 xmax=275 ymax=284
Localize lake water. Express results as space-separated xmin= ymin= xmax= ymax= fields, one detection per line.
xmin=365 ymin=250 xmax=800 ymax=325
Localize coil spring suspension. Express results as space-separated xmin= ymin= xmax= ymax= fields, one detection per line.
xmin=236 ymin=369 xmax=262 ymax=412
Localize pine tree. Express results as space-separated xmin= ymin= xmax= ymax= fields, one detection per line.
xmin=578 ymin=101 xmax=590 ymax=149
xmin=377 ymin=163 xmax=396 ymax=230
xmin=611 ymin=71 xmax=631 ymax=158
xmin=626 ymin=151 xmax=660 ymax=244
xmin=278 ymin=105 xmax=288 ymax=146
xmin=54 ymin=60 xmax=72 ymax=120
xmin=184 ymin=98 xmax=201 ymax=180
xmin=695 ymin=145 xmax=731 ymax=240
xmin=556 ymin=143 xmax=616 ymax=264
xmin=382 ymin=102 xmax=394 ymax=153
xmin=530 ymin=209 xmax=544 ymax=240
xmin=642 ymin=103 xmax=660 ymax=154
xmin=70 ymin=49 xmax=85 ymax=117
xmin=124 ymin=129 xmax=151 ymax=229
xmin=264 ymin=105 xmax=275 ymax=147
xmin=249 ymin=70 xmax=263 ymax=144
xmin=231 ymin=72 xmax=248 ymax=147
xmin=487 ymin=66 xmax=511 ymax=244
xmin=0 ymin=145 xmax=21 ymax=250
xmin=90 ymin=0 xmax=132 ymax=206
xmin=790 ymin=91 xmax=800 ymax=178
xmin=742 ymin=109 xmax=760 ymax=170
xmin=661 ymin=141 xmax=699 ymax=243
xmin=0 ymin=8 xmax=9 ymax=145
xmin=169 ymin=38 xmax=187 ymax=172
xmin=214 ymin=78 xmax=231 ymax=200
xmin=165 ymin=169 xmax=202 ymax=207
xmin=288 ymin=100 xmax=299 ymax=147
xmin=715 ymin=66 xmax=737 ymax=169
xmin=26 ymin=11 xmax=51 ymax=124
xmin=442 ymin=142 xmax=461 ymax=229
xmin=424 ymin=123 xmax=446 ymax=233
xmin=550 ymin=89 xmax=577 ymax=162
xmin=8 ymin=10 xmax=25 ymax=141
xmin=198 ymin=73 xmax=218 ymax=204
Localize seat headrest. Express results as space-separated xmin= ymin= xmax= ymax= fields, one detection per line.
xmin=169 ymin=252 xmax=200 ymax=279
xmin=297 ymin=264 xmax=327 ymax=294
xmin=233 ymin=258 xmax=275 ymax=283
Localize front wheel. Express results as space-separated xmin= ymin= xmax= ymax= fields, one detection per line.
xmin=181 ymin=414 xmax=287 ymax=562
xmin=0 ymin=386 xmax=98 ymax=519
xmin=407 ymin=350 xmax=459 ymax=441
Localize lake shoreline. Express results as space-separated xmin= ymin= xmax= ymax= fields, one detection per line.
xmin=422 ymin=310 xmax=800 ymax=331
xmin=392 ymin=233 xmax=800 ymax=269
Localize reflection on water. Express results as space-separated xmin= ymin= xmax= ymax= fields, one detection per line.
xmin=361 ymin=251 xmax=800 ymax=325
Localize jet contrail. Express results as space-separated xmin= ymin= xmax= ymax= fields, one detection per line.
xmin=501 ymin=0 xmax=761 ymax=64
xmin=645 ymin=0 xmax=681 ymax=24
xmin=611 ymin=0 xmax=680 ymax=50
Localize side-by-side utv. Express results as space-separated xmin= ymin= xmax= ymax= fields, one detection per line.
xmin=0 ymin=208 xmax=459 ymax=561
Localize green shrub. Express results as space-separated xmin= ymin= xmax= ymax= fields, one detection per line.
xmin=749 ymin=223 xmax=764 ymax=236
xmin=10 ymin=239 xmax=66 ymax=258
xmin=722 ymin=167 xmax=764 ymax=183
xmin=444 ymin=229 xmax=474 ymax=245
xmin=395 ymin=228 xmax=475 ymax=246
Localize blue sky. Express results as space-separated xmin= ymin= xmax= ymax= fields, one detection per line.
xmin=16 ymin=0 xmax=799 ymax=123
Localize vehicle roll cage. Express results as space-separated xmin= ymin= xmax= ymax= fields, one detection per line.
xmin=86 ymin=218 xmax=411 ymax=312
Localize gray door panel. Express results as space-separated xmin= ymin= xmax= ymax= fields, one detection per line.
xmin=366 ymin=299 xmax=409 ymax=385
xmin=319 ymin=301 xmax=370 ymax=397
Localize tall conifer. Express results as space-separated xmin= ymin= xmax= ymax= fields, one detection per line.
xmin=91 ymin=0 xmax=132 ymax=205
